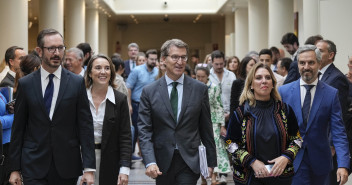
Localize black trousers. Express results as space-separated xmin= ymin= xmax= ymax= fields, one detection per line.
xmin=0 ymin=143 xmax=10 ymax=185
xmin=22 ymin=158 xmax=78 ymax=185
xmin=249 ymin=175 xmax=292 ymax=185
xmin=156 ymin=150 xmax=200 ymax=185
xmin=329 ymin=154 xmax=339 ymax=185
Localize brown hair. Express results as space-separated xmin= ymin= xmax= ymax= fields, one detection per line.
xmin=84 ymin=54 xmax=117 ymax=88
xmin=14 ymin=53 xmax=41 ymax=94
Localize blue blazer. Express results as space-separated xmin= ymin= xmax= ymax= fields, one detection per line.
xmin=279 ymin=80 xmax=350 ymax=175
xmin=124 ymin=60 xmax=131 ymax=77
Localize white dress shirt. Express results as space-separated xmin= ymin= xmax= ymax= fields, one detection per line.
xmin=300 ymin=78 xmax=319 ymax=108
xmin=40 ymin=66 xmax=62 ymax=120
xmin=209 ymin=68 xmax=236 ymax=113
xmin=86 ymin=86 xmax=130 ymax=175
xmin=319 ymin=63 xmax=332 ymax=80
xmin=165 ymin=73 xmax=184 ymax=121
xmin=129 ymin=59 xmax=136 ymax=70
xmin=79 ymin=67 xmax=85 ymax=77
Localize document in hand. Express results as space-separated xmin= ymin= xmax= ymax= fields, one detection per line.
xmin=199 ymin=145 xmax=209 ymax=178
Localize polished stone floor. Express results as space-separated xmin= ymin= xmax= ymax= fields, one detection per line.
xmin=128 ymin=160 xmax=235 ymax=185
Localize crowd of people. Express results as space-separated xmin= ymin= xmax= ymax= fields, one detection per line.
xmin=0 ymin=28 xmax=351 ymax=185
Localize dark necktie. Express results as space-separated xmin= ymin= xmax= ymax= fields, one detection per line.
xmin=302 ymin=85 xmax=314 ymax=128
xmin=170 ymin=82 xmax=178 ymax=121
xmin=44 ymin=74 xmax=55 ymax=116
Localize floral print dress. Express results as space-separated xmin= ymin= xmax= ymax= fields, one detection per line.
xmin=207 ymin=81 xmax=231 ymax=174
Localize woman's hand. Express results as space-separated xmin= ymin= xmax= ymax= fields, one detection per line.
xmin=267 ymin=156 xmax=289 ymax=177
xmin=117 ymin=173 xmax=128 ymax=185
xmin=250 ymin=160 xmax=270 ymax=178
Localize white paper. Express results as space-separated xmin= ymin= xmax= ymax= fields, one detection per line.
xmin=265 ymin=164 xmax=274 ymax=173
xmin=199 ymin=145 xmax=209 ymax=178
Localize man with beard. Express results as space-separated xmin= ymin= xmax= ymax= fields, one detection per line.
xmin=8 ymin=29 xmax=96 ymax=185
xmin=126 ymin=49 xmax=158 ymax=160
xmin=279 ymin=45 xmax=349 ymax=185
xmin=281 ymin=32 xmax=300 ymax=84
xmin=76 ymin=43 xmax=93 ymax=68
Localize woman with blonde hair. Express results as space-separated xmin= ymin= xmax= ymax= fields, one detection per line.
xmin=225 ymin=63 xmax=301 ymax=185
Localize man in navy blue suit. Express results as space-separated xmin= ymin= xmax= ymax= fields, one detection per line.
xmin=279 ymin=45 xmax=349 ymax=185
xmin=123 ymin=43 xmax=139 ymax=78
xmin=281 ymin=32 xmax=300 ymax=84
xmin=316 ymin=40 xmax=350 ymax=185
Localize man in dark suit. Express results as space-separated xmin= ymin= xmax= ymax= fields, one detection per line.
xmin=8 ymin=29 xmax=95 ymax=185
xmin=281 ymin=32 xmax=300 ymax=84
xmin=123 ymin=43 xmax=139 ymax=78
xmin=279 ymin=45 xmax=350 ymax=185
xmin=316 ymin=40 xmax=350 ymax=185
xmin=138 ymin=39 xmax=217 ymax=184
xmin=0 ymin=46 xmax=26 ymax=87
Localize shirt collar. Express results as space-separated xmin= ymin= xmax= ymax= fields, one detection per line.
xmin=165 ymin=73 xmax=184 ymax=86
xmin=40 ymin=65 xmax=62 ymax=80
xmin=319 ymin=63 xmax=332 ymax=77
xmin=300 ymin=77 xmax=318 ymax=86
xmin=86 ymin=86 xmax=115 ymax=105
xmin=79 ymin=67 xmax=85 ymax=77
xmin=8 ymin=70 xmax=16 ymax=78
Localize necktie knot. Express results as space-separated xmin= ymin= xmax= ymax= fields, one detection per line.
xmin=303 ymin=85 xmax=314 ymax=92
xmin=172 ymin=82 xmax=178 ymax=89
xmin=48 ymin=74 xmax=55 ymax=81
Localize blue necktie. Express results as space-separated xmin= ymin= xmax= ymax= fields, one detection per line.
xmin=302 ymin=85 xmax=314 ymax=128
xmin=44 ymin=74 xmax=55 ymax=116
xmin=170 ymin=82 xmax=178 ymax=122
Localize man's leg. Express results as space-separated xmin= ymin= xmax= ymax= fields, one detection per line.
xmin=47 ymin=159 xmax=78 ymax=185
xmin=174 ymin=150 xmax=199 ymax=185
xmin=131 ymin=101 xmax=139 ymax=155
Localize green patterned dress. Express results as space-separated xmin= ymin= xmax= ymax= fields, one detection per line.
xmin=207 ymin=81 xmax=231 ymax=174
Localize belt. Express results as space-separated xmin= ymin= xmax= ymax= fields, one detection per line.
xmin=95 ymin=143 xmax=101 ymax=149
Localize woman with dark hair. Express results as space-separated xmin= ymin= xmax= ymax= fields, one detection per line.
xmin=226 ymin=56 xmax=240 ymax=76
xmin=195 ymin=64 xmax=231 ymax=185
xmin=230 ymin=57 xmax=256 ymax=118
xmin=1 ymin=53 xmax=40 ymax=184
xmin=14 ymin=53 xmax=41 ymax=95
xmin=84 ymin=54 xmax=132 ymax=185
xmin=225 ymin=63 xmax=301 ymax=185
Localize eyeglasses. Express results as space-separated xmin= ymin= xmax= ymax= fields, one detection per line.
xmin=43 ymin=46 xmax=66 ymax=53
xmin=166 ymin=55 xmax=188 ymax=62
xmin=197 ymin=63 xmax=208 ymax=67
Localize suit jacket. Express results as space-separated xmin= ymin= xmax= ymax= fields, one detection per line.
xmin=283 ymin=57 xmax=300 ymax=85
xmin=9 ymin=68 xmax=95 ymax=179
xmin=99 ymin=89 xmax=132 ymax=185
xmin=321 ymin=63 xmax=349 ymax=120
xmin=138 ymin=75 xmax=217 ymax=174
xmin=279 ymin=80 xmax=350 ymax=175
xmin=124 ymin=60 xmax=131 ymax=78
xmin=0 ymin=72 xmax=14 ymax=87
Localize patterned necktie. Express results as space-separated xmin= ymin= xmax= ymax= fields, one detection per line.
xmin=302 ymin=85 xmax=314 ymax=128
xmin=170 ymin=82 xmax=178 ymax=122
xmin=44 ymin=74 xmax=55 ymax=116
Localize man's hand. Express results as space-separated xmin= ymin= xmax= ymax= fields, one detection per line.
xmin=224 ymin=113 xmax=230 ymax=122
xmin=9 ymin=171 xmax=21 ymax=185
xmin=117 ymin=173 xmax=128 ymax=185
xmin=220 ymin=126 xmax=227 ymax=137
xmin=80 ymin=171 xmax=95 ymax=185
xmin=331 ymin=146 xmax=336 ymax=156
xmin=145 ymin=164 xmax=162 ymax=179
xmin=337 ymin=168 xmax=349 ymax=185
xmin=250 ymin=160 xmax=270 ymax=178
xmin=207 ymin=167 xmax=213 ymax=178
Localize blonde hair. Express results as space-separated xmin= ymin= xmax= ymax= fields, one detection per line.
xmin=239 ymin=63 xmax=281 ymax=106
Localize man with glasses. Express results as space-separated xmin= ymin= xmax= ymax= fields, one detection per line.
xmin=126 ymin=49 xmax=158 ymax=161
xmin=0 ymin=46 xmax=26 ymax=87
xmin=138 ymin=39 xmax=216 ymax=185
xmin=124 ymin=43 xmax=139 ymax=78
xmin=8 ymin=29 xmax=95 ymax=185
